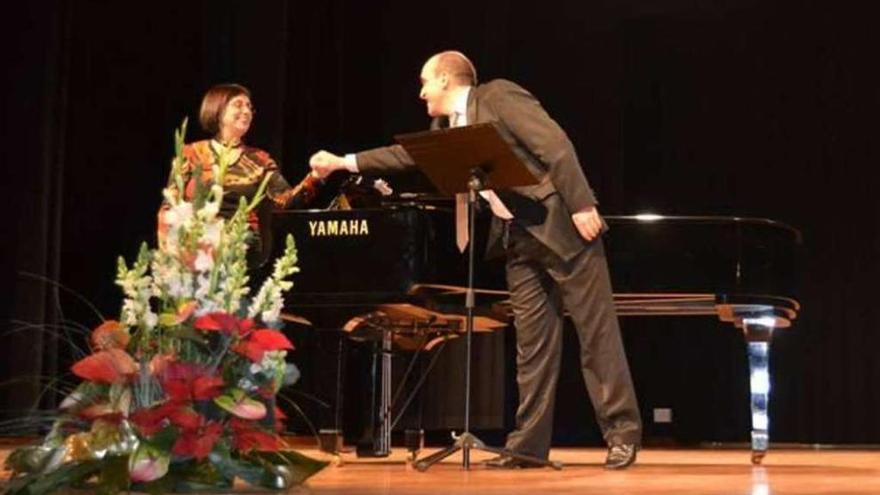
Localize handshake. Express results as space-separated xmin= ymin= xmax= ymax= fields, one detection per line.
xmin=308 ymin=150 xmax=349 ymax=180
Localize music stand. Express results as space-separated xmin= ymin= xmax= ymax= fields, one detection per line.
xmin=395 ymin=123 xmax=563 ymax=471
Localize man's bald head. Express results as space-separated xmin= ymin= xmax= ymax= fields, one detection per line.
xmin=426 ymin=51 xmax=478 ymax=86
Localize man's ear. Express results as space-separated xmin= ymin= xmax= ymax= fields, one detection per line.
xmin=439 ymin=71 xmax=450 ymax=88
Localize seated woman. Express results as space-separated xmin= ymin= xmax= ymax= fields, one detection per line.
xmin=159 ymin=83 xmax=321 ymax=266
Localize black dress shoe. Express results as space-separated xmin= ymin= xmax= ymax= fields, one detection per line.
xmin=605 ymin=444 xmax=638 ymax=470
xmin=484 ymin=455 xmax=544 ymax=469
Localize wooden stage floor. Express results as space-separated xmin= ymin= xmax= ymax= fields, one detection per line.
xmin=3 ymin=445 xmax=879 ymax=494
xmin=296 ymin=447 xmax=880 ymax=495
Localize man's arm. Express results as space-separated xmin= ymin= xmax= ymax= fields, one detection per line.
xmin=355 ymin=144 xmax=416 ymax=174
xmin=310 ymin=144 xmax=415 ymax=179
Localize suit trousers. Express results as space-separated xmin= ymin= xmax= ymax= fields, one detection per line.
xmin=503 ymin=222 xmax=642 ymax=459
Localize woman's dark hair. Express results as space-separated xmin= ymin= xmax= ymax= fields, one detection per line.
xmin=199 ymin=83 xmax=251 ymax=135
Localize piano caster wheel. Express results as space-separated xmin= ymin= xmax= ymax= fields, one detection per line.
xmin=415 ymin=461 xmax=430 ymax=472
xmin=751 ymin=451 xmax=765 ymax=465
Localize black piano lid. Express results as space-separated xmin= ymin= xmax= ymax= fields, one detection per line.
xmin=266 ymin=208 xmax=801 ymax=327
xmin=603 ymin=214 xmax=802 ymax=298
xmin=605 ymin=214 xmax=802 ymax=243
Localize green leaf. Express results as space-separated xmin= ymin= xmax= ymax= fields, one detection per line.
xmin=211 ymin=455 xmax=267 ymax=489
xmin=3 ymin=459 xmax=102 ymax=495
xmin=247 ymin=450 xmax=328 ymax=486
xmin=148 ymin=425 xmax=179 ymax=452
xmin=60 ymin=381 xmax=110 ymax=413
xmin=164 ymin=325 xmax=208 ymax=345
xmin=178 ymin=460 xmax=228 ymax=490
xmin=4 ymin=446 xmax=63 ymax=475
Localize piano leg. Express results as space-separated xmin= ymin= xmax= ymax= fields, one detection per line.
xmin=355 ymin=332 xmax=392 ymax=458
xmin=379 ymin=327 xmax=392 ymax=456
xmin=743 ymin=320 xmax=774 ymax=465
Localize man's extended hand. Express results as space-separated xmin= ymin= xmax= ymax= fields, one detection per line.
xmin=309 ymin=150 xmax=346 ymax=179
xmin=571 ymin=206 xmax=603 ymax=241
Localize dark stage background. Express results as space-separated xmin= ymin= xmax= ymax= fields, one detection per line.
xmin=2 ymin=0 xmax=879 ymax=445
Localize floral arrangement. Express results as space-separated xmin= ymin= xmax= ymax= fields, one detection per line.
xmin=3 ymin=121 xmax=326 ymax=494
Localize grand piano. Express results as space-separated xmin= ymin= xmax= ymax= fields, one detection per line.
xmin=264 ymin=203 xmax=801 ymax=464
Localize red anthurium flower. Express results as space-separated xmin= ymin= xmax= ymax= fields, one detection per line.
xmin=229 ymin=417 xmax=251 ymax=430
xmin=274 ymin=406 xmax=287 ymax=421
xmin=168 ymin=407 xmax=202 ymax=430
xmin=160 ymin=362 xmax=224 ymax=403
xmin=162 ymin=379 xmax=191 ymax=403
xmin=90 ymin=320 xmax=130 ymax=351
xmin=194 ymin=312 xmax=255 ymax=337
xmin=233 ymin=329 xmax=294 ymax=363
xmin=231 ymin=341 xmax=264 ymax=363
xmin=131 ymin=401 xmax=209 ymax=439
xmin=250 ymin=330 xmax=294 ymax=351
xmin=130 ymin=401 xmax=178 ymax=437
xmin=234 ymin=429 xmax=279 ymax=452
xmin=192 ymin=375 xmax=225 ymax=400
xmin=71 ymin=349 xmax=138 ymax=384
xmin=230 ymin=418 xmax=280 ymax=452
xmin=149 ymin=353 xmax=175 ymax=378
xmin=172 ymin=421 xmax=223 ymax=460
xmin=256 ymin=385 xmax=275 ymax=400
xmin=273 ymin=406 xmax=287 ymax=432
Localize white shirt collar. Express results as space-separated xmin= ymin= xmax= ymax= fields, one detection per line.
xmin=450 ymin=86 xmax=472 ymax=122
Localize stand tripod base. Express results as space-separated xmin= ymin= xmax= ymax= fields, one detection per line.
xmin=414 ymin=432 xmax=563 ymax=471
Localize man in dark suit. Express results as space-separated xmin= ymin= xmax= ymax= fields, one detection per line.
xmin=310 ymin=51 xmax=641 ymax=469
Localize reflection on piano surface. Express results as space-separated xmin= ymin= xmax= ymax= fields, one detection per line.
xmin=265 ymin=205 xmax=801 ymax=464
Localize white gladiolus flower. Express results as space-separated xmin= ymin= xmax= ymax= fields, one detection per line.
xmin=162 ymin=187 xmax=177 ymax=205
xmin=196 ymin=299 xmax=221 ymax=317
xmin=121 ymin=300 xmax=139 ymax=326
xmin=143 ymin=311 xmax=158 ymax=329
xmin=199 ymin=201 xmax=220 ymax=221
xmin=194 ymin=274 xmax=211 ymax=301
xmin=194 ymin=249 xmax=214 ymax=272
xmin=200 ymin=221 xmax=222 ymax=247
xmin=164 ymin=202 xmax=193 ymax=228
xmin=261 ymin=351 xmax=286 ymax=372
xmin=261 ymin=295 xmax=283 ymax=325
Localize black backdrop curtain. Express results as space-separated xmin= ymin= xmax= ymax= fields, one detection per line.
xmin=2 ymin=0 xmax=879 ymax=444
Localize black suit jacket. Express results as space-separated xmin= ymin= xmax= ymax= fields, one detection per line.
xmin=356 ymin=79 xmax=600 ymax=262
